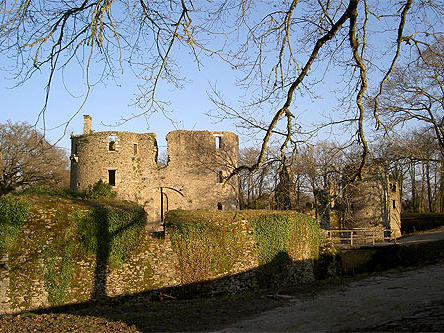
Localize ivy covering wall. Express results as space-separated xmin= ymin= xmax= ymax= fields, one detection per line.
xmin=2 ymin=195 xmax=320 ymax=314
xmin=166 ymin=210 xmax=320 ymax=289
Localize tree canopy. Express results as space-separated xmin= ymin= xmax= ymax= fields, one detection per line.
xmin=376 ymin=39 xmax=444 ymax=152
xmin=0 ymin=0 xmax=442 ymax=177
xmin=0 ymin=121 xmax=68 ymax=195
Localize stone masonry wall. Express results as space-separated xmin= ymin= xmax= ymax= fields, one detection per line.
xmin=0 ymin=219 xmax=317 ymax=315
xmin=71 ymin=131 xmax=158 ymax=202
xmin=0 ymin=254 xmax=9 ymax=314
xmin=389 ymin=179 xmax=402 ymax=237
xmin=70 ymin=117 xmax=239 ymax=227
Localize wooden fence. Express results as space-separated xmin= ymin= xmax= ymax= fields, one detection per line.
xmin=327 ymin=228 xmax=397 ymax=246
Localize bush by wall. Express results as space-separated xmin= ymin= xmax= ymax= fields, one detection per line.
xmin=21 ymin=181 xmax=116 ymax=200
xmin=84 ymin=180 xmax=116 ymax=200
xmin=20 ymin=185 xmax=81 ymax=199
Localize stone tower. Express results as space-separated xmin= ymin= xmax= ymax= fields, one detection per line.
xmin=343 ymin=160 xmax=401 ymax=237
xmin=70 ymin=116 xmax=239 ymax=227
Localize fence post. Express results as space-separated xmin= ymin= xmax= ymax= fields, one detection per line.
xmin=350 ymin=231 xmax=353 ymax=247
xmin=372 ymin=229 xmax=375 ymax=245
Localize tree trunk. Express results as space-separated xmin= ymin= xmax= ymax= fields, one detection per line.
xmin=410 ymin=161 xmax=417 ymax=212
xmin=440 ymin=154 xmax=444 ymax=213
xmin=426 ymin=161 xmax=433 ymax=212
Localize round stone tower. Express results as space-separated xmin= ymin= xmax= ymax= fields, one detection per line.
xmin=343 ymin=160 xmax=401 ymax=237
xmin=70 ymin=115 xmax=239 ymax=226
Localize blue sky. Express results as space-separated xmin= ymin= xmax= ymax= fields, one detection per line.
xmin=0 ymin=54 xmax=241 ymax=152
xmin=0 ymin=43 xmax=335 ymax=154
xmin=1 ymin=1 xmax=433 ymax=155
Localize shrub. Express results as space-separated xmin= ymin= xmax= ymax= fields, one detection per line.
xmin=85 ymin=179 xmax=116 ymax=200
xmin=20 ymin=185 xmax=81 ymax=199
xmin=0 ymin=195 xmax=30 ymax=251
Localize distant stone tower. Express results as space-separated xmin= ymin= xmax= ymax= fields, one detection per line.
xmin=70 ymin=115 xmax=239 ymax=227
xmin=343 ymin=160 xmax=401 ymax=237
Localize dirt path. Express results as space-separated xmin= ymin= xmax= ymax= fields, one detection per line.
xmin=397 ymin=226 xmax=444 ymax=245
xmin=218 ymin=263 xmax=444 ymax=332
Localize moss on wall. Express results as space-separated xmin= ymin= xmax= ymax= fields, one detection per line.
xmin=251 ymin=214 xmax=319 ymax=288
xmin=5 ymin=194 xmax=148 ymax=309
xmin=166 ymin=209 xmax=320 ymax=290
xmin=3 ymin=196 xmax=320 ymax=313
xmin=167 ymin=217 xmax=247 ymax=284
xmin=0 ymin=195 xmax=29 ymax=253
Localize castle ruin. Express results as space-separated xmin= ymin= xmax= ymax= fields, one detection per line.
xmin=320 ymin=159 xmax=401 ymax=238
xmin=70 ymin=115 xmax=239 ymax=227
xmin=343 ymin=160 xmax=401 ymax=237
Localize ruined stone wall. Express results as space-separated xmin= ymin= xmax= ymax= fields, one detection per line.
xmin=70 ymin=118 xmax=239 ymax=225
xmin=161 ymin=131 xmax=238 ymax=211
xmin=0 ymin=254 xmax=9 ymax=314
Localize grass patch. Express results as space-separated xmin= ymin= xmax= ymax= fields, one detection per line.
xmin=0 ymin=194 xmax=30 ymax=252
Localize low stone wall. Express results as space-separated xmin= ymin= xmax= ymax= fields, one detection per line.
xmin=0 ymin=209 xmax=320 ymax=315
xmin=0 ymin=236 xmax=181 ymax=314
xmin=0 ymin=254 xmax=10 ymax=314
xmin=316 ymin=239 xmax=444 ymax=279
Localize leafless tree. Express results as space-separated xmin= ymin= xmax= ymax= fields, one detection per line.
xmin=375 ymin=39 xmax=444 ymax=152
xmin=0 ymin=121 xmax=68 ymax=195
xmin=210 ymin=0 xmax=442 ymax=180
xmin=373 ymin=129 xmax=443 ymax=213
xmin=238 ymin=146 xmax=278 ymax=208
xmin=1 ymin=1 xmax=442 ymax=178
